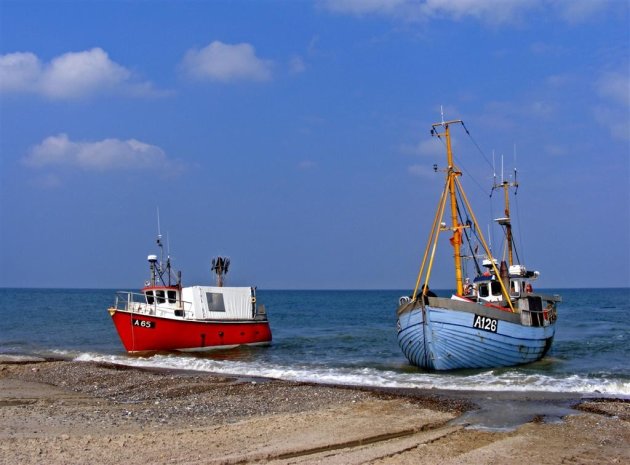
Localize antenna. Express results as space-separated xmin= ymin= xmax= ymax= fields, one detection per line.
xmin=489 ymin=150 xmax=497 ymax=198
xmin=513 ymin=144 xmax=517 ymax=168
xmin=440 ymin=105 xmax=445 ymax=125
xmin=501 ymin=154 xmax=504 ymax=184
xmin=156 ymin=207 xmax=164 ymax=266
xmin=513 ymin=144 xmax=518 ymax=189
xmin=487 ymin=224 xmax=493 ymax=254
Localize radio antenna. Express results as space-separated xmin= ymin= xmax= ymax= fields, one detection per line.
xmin=513 ymin=144 xmax=518 ymax=191
xmin=156 ymin=207 xmax=164 ymax=266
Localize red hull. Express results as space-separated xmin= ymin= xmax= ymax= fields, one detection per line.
xmin=109 ymin=309 xmax=272 ymax=353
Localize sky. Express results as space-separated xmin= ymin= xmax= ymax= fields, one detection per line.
xmin=0 ymin=0 xmax=628 ymax=290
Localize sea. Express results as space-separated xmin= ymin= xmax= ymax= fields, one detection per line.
xmin=1 ymin=288 xmax=629 ymax=398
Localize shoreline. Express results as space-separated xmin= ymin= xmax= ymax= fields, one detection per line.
xmin=1 ymin=358 xmax=628 ymax=464
xmin=3 ymin=353 xmax=626 ymax=404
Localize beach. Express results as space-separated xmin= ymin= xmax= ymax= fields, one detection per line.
xmin=1 ymin=357 xmax=628 ymax=465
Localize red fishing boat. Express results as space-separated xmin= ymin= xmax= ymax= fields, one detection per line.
xmin=108 ymin=235 xmax=272 ymax=353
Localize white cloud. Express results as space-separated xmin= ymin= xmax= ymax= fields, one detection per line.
xmin=422 ymin=0 xmax=534 ymax=23
xmin=408 ymin=164 xmax=437 ymax=178
xmin=401 ymin=138 xmax=443 ymax=157
xmin=593 ymin=106 xmax=629 ymax=141
xmin=550 ymin=0 xmax=609 ymax=24
xmin=526 ymin=101 xmax=555 ymax=118
xmin=594 ymin=71 xmax=630 ymax=141
xmin=323 ymin=0 xmax=411 ymax=16
xmin=181 ymin=41 xmax=273 ymax=82
xmin=40 ymin=48 xmax=130 ymax=98
xmin=320 ymin=0 xmax=617 ymax=24
xmin=545 ymin=73 xmax=572 ymax=87
xmin=321 ymin=0 xmax=533 ymax=23
xmin=597 ymin=72 xmax=630 ymax=107
xmin=24 ymin=134 xmax=174 ymax=171
xmin=530 ymin=42 xmax=567 ymax=56
xmin=0 ymin=48 xmax=157 ymax=99
xmin=289 ymin=55 xmax=306 ymax=75
xmin=480 ymin=98 xmax=557 ymax=127
xmin=544 ymin=144 xmax=569 ymax=157
xmin=0 ymin=52 xmax=41 ymax=92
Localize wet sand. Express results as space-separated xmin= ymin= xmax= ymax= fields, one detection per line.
xmin=1 ymin=357 xmax=628 ymax=464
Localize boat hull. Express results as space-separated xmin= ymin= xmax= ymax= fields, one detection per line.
xmin=109 ymin=309 xmax=272 ymax=353
xmin=397 ymin=298 xmax=555 ymax=370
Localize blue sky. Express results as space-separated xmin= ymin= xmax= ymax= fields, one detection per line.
xmin=0 ymin=0 xmax=628 ymax=290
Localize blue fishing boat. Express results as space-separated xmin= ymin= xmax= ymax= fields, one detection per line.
xmin=396 ymin=117 xmax=561 ymax=371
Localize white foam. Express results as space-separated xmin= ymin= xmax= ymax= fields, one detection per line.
xmin=73 ymin=352 xmax=630 ymax=397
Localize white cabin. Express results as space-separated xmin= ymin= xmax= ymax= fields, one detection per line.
xmin=130 ymin=285 xmax=258 ymax=322
xmin=181 ymin=286 xmax=256 ymax=320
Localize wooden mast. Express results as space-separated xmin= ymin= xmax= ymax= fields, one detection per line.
xmin=415 ymin=117 xmax=516 ymax=312
xmin=432 ymin=119 xmax=464 ymax=296
xmin=493 ymin=177 xmax=518 ymax=267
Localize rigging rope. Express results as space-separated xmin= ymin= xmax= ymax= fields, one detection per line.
xmin=455 ymin=188 xmax=482 ymax=276
xmin=513 ymin=192 xmax=525 ymax=265
xmin=488 ymin=189 xmax=495 ymax=256
xmin=412 ymin=177 xmax=451 ymax=301
xmin=455 ymin=156 xmax=492 ymax=197
xmin=454 ymin=177 xmax=516 ymax=313
xmin=456 ymin=185 xmax=491 ymax=263
xmin=460 ymin=121 xmax=495 ymax=172
xmin=433 ymin=131 xmax=492 ymax=197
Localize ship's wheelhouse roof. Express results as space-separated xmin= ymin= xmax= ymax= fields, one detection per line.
xmin=142 ymin=285 xmax=180 ymax=292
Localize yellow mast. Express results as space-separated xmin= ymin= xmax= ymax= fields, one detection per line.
xmin=412 ymin=179 xmax=450 ymax=301
xmin=493 ymin=178 xmax=518 ymax=266
xmin=503 ymin=182 xmax=514 ymax=266
xmin=409 ymin=117 xmax=516 ymax=312
xmin=432 ymin=120 xmax=464 ymax=296
xmin=455 ymin=178 xmax=516 ymax=312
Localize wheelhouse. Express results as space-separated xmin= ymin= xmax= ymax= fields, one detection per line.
xmin=142 ymin=286 xmax=180 ymax=305
xmin=472 ymin=276 xmax=535 ymax=303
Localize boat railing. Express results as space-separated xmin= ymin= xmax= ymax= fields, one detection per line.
xmin=518 ymin=295 xmax=557 ymax=327
xmin=113 ymin=291 xmax=194 ymax=318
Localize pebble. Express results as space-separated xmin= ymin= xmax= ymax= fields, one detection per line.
xmin=2 ymin=359 xmax=470 ymax=431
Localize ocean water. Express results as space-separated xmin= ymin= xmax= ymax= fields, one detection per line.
xmin=1 ymin=288 xmax=628 ymax=398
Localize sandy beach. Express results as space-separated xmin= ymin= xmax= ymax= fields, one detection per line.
xmin=0 ymin=357 xmax=628 ymax=465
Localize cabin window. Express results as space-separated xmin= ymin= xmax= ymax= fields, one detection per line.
xmin=490 ymin=281 xmax=502 ymax=296
xmin=479 ymin=284 xmax=489 ymax=298
xmin=167 ymin=290 xmax=177 ymax=304
xmin=510 ymin=280 xmax=519 ymax=295
xmin=155 ymin=290 xmax=166 ymax=304
xmin=146 ymin=291 xmax=155 ymax=304
xmin=206 ymin=292 xmax=226 ymax=312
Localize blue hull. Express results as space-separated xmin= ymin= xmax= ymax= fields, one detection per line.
xmin=397 ymin=300 xmax=556 ymax=370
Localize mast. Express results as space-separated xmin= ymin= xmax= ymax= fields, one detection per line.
xmin=413 ymin=117 xmax=516 ymax=311
xmin=503 ymin=181 xmax=514 ymax=266
xmin=148 ymin=209 xmax=180 ymax=288
xmin=211 ymin=256 xmax=230 ymax=287
xmin=432 ymin=119 xmax=464 ymax=295
xmin=492 ymin=160 xmax=518 ymax=266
